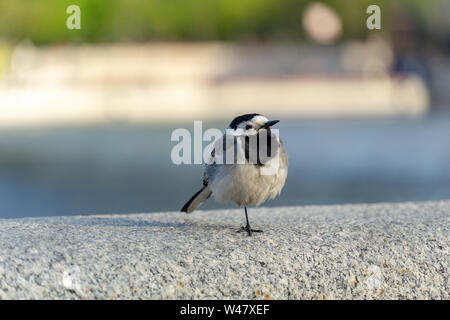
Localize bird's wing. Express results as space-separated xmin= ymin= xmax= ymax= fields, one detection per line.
xmin=205 ymin=134 xmax=245 ymax=165
xmin=203 ymin=133 xmax=247 ymax=185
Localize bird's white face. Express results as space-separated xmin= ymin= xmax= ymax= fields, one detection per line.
xmin=226 ymin=114 xmax=273 ymax=136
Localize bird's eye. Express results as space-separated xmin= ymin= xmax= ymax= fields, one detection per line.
xmin=245 ymin=125 xmax=252 ymax=130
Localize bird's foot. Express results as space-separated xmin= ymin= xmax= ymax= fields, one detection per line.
xmin=237 ymin=225 xmax=263 ymax=236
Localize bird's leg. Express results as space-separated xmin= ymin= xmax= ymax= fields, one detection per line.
xmin=239 ymin=206 xmax=263 ymax=236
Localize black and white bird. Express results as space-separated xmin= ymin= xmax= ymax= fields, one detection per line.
xmin=181 ymin=114 xmax=288 ymax=236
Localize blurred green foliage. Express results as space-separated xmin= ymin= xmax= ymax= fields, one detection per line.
xmin=0 ymin=0 xmax=441 ymax=45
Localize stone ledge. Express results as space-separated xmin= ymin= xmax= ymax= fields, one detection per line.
xmin=0 ymin=200 xmax=448 ymax=299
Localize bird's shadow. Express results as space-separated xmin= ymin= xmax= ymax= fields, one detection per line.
xmin=50 ymin=215 xmax=251 ymax=234
xmin=62 ymin=216 xmax=187 ymax=228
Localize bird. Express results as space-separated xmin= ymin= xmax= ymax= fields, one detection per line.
xmin=181 ymin=113 xmax=288 ymax=236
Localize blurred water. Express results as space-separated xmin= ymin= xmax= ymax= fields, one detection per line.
xmin=1 ymin=114 xmax=450 ymax=218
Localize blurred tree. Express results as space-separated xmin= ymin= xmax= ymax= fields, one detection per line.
xmin=0 ymin=0 xmax=445 ymax=45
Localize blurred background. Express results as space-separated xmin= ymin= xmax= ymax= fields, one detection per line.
xmin=0 ymin=0 xmax=449 ymax=218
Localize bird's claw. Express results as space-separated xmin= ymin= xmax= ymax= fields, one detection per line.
xmin=237 ymin=225 xmax=263 ymax=236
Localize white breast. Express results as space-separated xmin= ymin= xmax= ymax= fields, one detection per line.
xmin=207 ymin=138 xmax=288 ymax=207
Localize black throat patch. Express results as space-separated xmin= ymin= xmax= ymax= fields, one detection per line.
xmin=244 ymin=128 xmax=276 ymax=166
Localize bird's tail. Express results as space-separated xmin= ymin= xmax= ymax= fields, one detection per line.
xmin=181 ymin=185 xmax=212 ymax=213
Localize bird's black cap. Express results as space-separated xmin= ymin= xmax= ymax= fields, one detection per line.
xmin=228 ymin=113 xmax=261 ymax=129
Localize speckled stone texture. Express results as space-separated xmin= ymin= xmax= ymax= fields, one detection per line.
xmin=0 ymin=201 xmax=448 ymax=299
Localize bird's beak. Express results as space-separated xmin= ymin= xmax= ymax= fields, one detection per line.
xmin=262 ymin=120 xmax=280 ymax=128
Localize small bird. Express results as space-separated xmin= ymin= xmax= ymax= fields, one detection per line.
xmin=181 ymin=114 xmax=288 ymax=236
